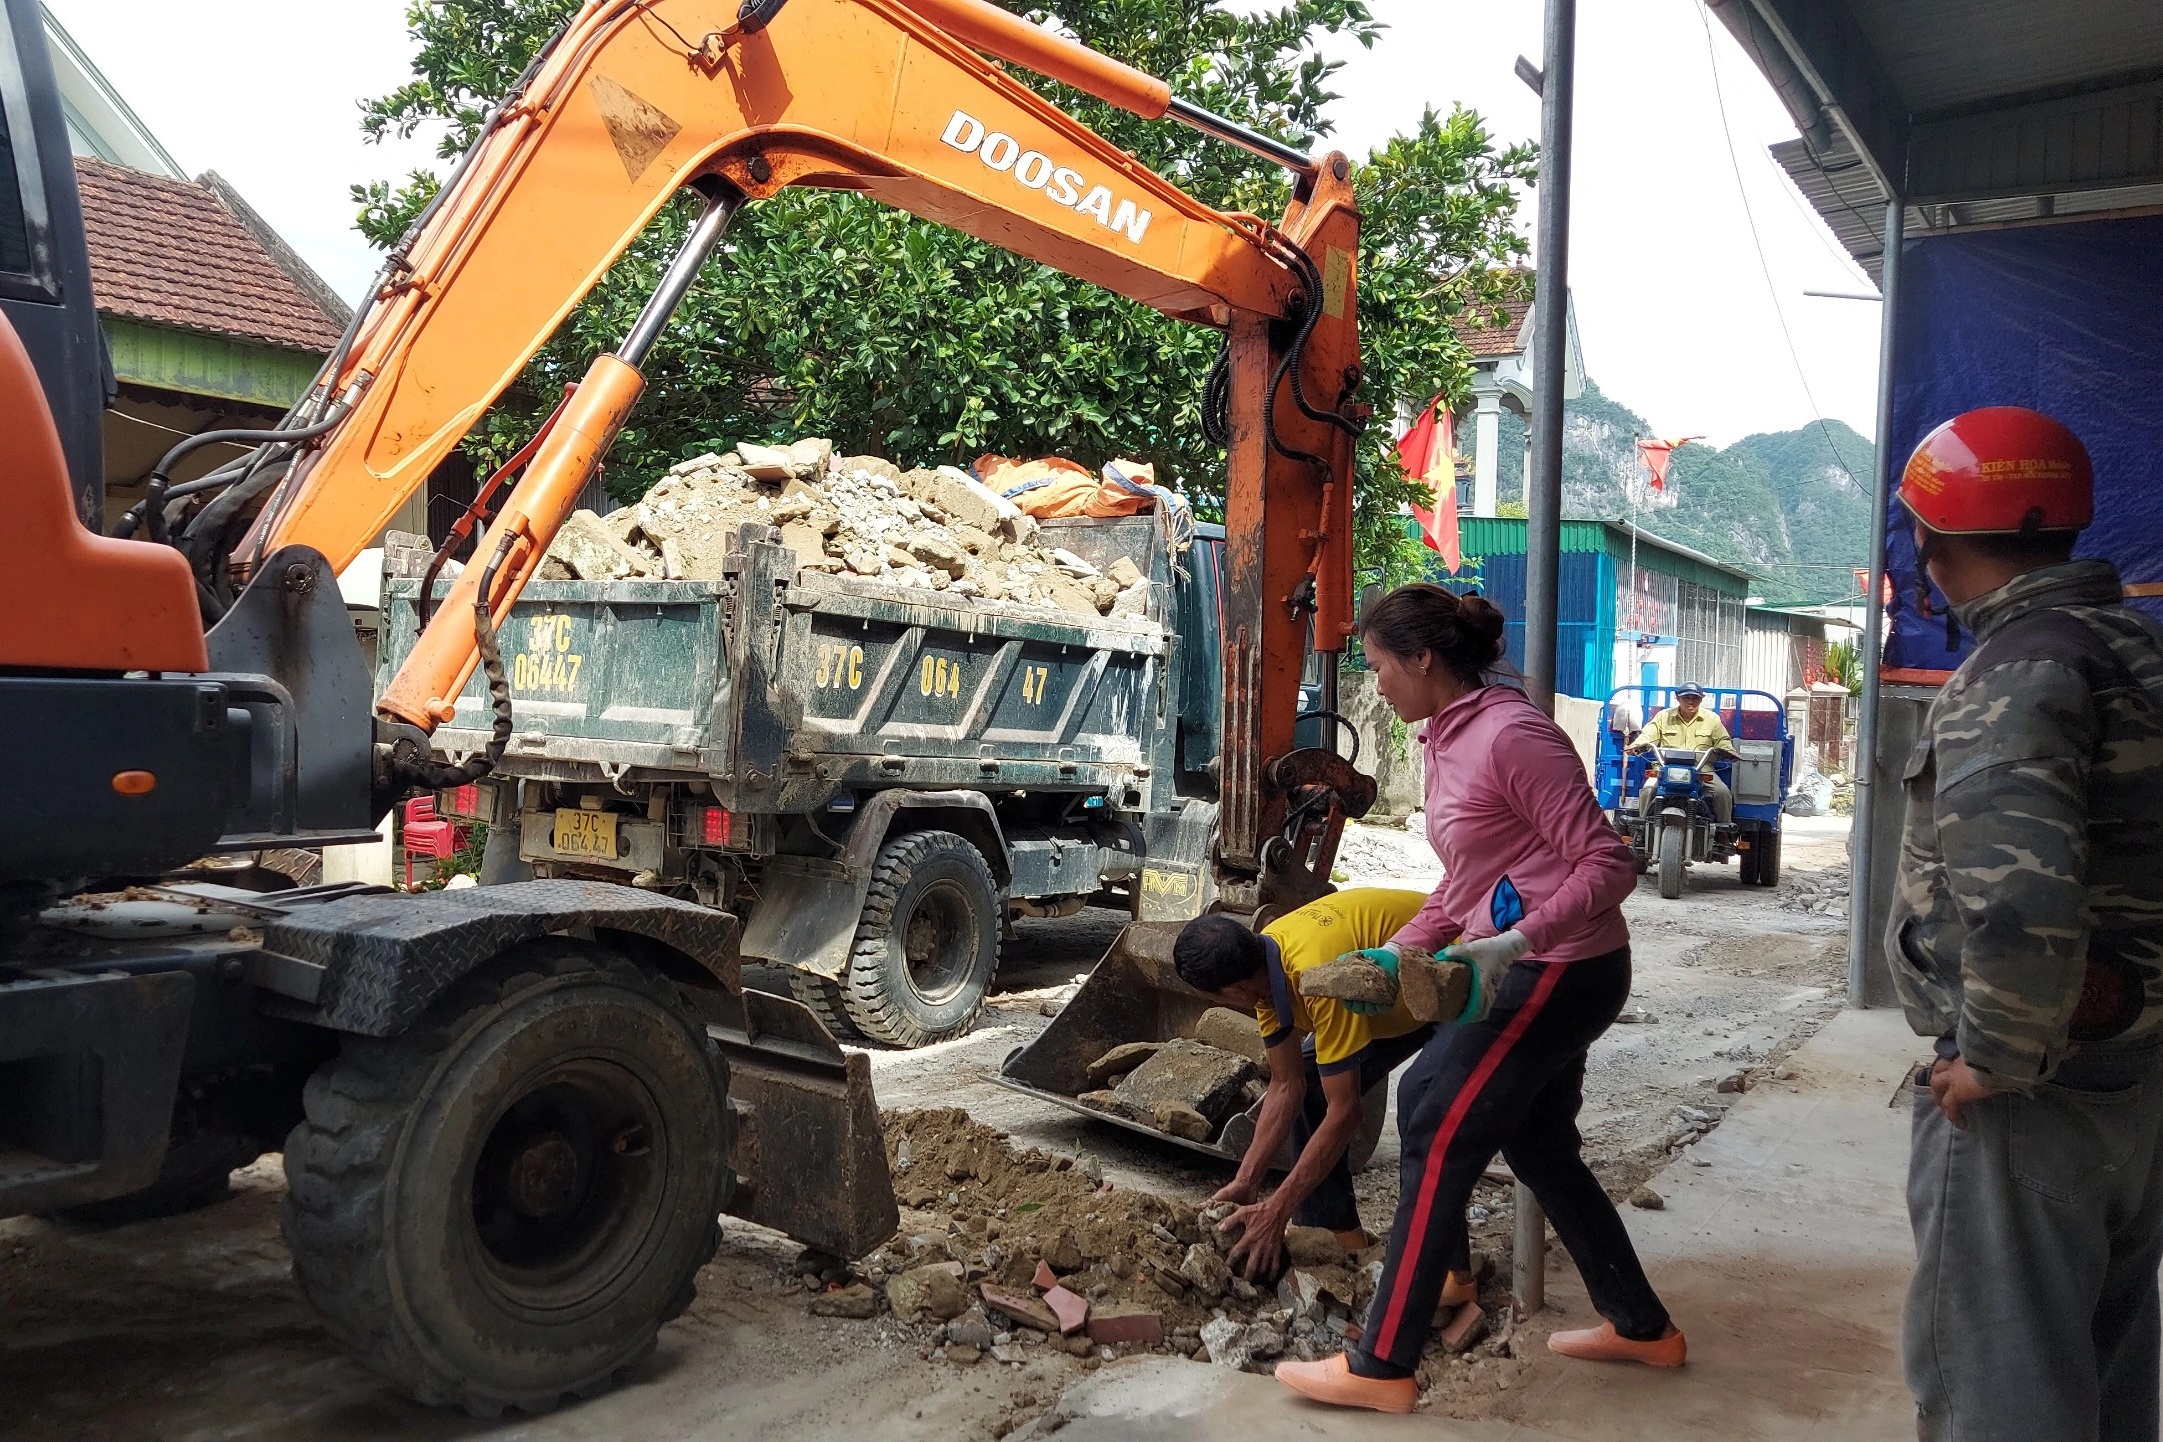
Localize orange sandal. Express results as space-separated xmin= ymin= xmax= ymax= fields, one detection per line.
xmin=1546 ymin=1321 xmax=1687 ymax=1368
xmin=1275 ymin=1353 xmax=1418 ymax=1414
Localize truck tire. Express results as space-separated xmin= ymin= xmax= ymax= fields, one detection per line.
xmin=1754 ymin=827 xmax=1783 ymax=888
xmin=281 ymin=939 xmax=732 ymax=1416
xmin=1657 ymin=823 xmax=1686 ymax=900
xmin=1739 ymin=829 xmax=1763 ymax=887
xmin=787 ymin=970 xmax=861 ymax=1041
xmin=840 ymin=829 xmax=1001 ymax=1048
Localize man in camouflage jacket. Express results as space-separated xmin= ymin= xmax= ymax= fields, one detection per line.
xmin=1887 ymin=408 xmax=2163 ymax=1442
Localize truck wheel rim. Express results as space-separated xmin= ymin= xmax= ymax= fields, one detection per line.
xmin=902 ymin=881 xmax=976 ymax=1004
xmin=467 ymin=1060 xmax=665 ymax=1307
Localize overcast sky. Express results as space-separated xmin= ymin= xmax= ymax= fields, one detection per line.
xmin=46 ymin=0 xmax=1882 ymax=448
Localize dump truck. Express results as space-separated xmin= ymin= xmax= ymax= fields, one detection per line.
xmin=385 ymin=506 xmax=1244 ymax=1048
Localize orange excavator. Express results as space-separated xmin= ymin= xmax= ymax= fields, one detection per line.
xmin=1 ymin=0 xmax=1372 ymax=1411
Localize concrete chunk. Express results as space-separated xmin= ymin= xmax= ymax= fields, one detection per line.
xmin=1111 ymin=1039 xmax=1257 ymax=1127
xmin=1192 ymin=1006 xmax=1268 ymax=1068
xmin=1106 ymin=555 xmax=1143 ymax=587
xmin=545 ymin=508 xmax=655 ymax=581
xmin=885 ymin=1263 xmax=970 ymax=1320
xmin=1085 ymin=1041 xmax=1162 ymax=1086
xmin=1152 ymin=1101 xmax=1213 ymax=1141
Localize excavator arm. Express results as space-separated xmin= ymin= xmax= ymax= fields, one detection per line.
xmin=258 ymin=0 xmax=1369 ymax=905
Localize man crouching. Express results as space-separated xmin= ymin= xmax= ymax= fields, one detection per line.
xmin=1173 ymin=889 xmax=1435 ymax=1280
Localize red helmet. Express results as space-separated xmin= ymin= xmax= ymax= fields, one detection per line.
xmin=1901 ymin=406 xmax=2093 ymax=535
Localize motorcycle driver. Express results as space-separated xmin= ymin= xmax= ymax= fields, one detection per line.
xmin=1628 ymin=685 xmax=1737 ymax=827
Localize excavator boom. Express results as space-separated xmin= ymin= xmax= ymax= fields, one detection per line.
xmin=257 ymin=0 xmax=1367 ymax=903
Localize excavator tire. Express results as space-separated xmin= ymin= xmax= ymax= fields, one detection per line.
xmin=839 ymin=829 xmax=1001 ymax=1048
xmin=787 ymin=970 xmax=862 ymax=1041
xmin=281 ymin=938 xmax=730 ymax=1417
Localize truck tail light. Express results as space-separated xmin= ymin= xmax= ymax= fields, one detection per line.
xmin=437 ymin=782 xmax=485 ymax=822
xmin=699 ymin=806 xmax=732 ymax=846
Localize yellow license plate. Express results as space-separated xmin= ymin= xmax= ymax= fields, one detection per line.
xmin=552 ymin=808 xmax=618 ymax=859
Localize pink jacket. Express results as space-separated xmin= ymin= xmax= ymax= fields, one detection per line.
xmin=1390 ymin=685 xmax=1634 ymax=963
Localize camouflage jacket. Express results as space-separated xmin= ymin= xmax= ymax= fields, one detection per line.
xmin=1886 ymin=560 xmax=2163 ymax=1090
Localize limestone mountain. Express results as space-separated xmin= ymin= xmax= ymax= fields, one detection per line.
xmin=1492 ymin=380 xmax=1872 ymax=604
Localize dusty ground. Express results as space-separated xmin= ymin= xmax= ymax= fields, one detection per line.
xmin=0 ymin=818 xmax=1851 ymax=1441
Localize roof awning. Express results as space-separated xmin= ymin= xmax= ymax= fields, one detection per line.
xmin=1718 ymin=0 xmax=2163 ymax=275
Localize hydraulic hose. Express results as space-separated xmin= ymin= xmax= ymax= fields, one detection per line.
xmin=387 ymin=530 xmax=517 ymax=791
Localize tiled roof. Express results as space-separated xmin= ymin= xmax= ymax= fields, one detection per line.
xmin=74 ymin=156 xmax=346 ymax=353
xmin=1459 ymin=295 xmax=1533 ymax=358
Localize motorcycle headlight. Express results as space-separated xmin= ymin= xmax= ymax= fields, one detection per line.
xmin=1662 ymin=765 xmax=1695 ymax=786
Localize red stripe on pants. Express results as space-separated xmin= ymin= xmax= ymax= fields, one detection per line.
xmin=1371 ymin=961 xmax=1568 ymax=1357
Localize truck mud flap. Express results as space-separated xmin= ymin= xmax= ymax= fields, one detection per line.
xmin=993 ymin=920 xmax=1385 ymax=1170
xmin=699 ymin=986 xmax=898 ymax=1259
xmin=0 ymin=968 xmax=194 ymax=1215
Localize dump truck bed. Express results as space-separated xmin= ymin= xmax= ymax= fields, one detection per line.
xmin=382 ymin=516 xmax=1174 ymax=810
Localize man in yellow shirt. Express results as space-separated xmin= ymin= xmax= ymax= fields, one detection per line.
xmin=1173 ymin=889 xmax=1437 ymax=1279
xmin=1628 ymin=683 xmax=1737 ymax=825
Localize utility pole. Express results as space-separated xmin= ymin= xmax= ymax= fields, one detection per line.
xmin=1515 ymin=0 xmax=1576 ymax=1318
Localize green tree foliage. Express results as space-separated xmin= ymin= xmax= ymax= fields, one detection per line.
xmin=352 ymin=0 xmax=1534 ymax=579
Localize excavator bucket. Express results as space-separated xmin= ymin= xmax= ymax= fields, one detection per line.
xmin=995 ymin=921 xmax=1386 ymax=1169
xmin=700 ymin=986 xmax=898 ymax=1260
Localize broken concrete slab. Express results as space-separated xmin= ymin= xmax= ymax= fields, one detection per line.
xmin=1396 ymin=950 xmax=1472 ymax=1023
xmin=1085 ymin=1041 xmax=1162 ymax=1087
xmin=1191 ymin=1007 xmax=1268 ymax=1069
xmin=1111 ymin=1040 xmax=1257 ymax=1128
xmin=1296 ymin=953 xmax=1397 ymax=1006
xmin=1106 ymin=555 xmax=1143 ymax=588
xmin=548 ymin=509 xmax=656 ymax=581
xmin=1152 ymin=1102 xmax=1213 ymax=1141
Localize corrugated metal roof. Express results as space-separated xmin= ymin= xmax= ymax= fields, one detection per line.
xmin=1456 ymin=515 xmax=1752 ymax=592
xmin=1849 ymin=0 xmax=2163 ymax=114
xmin=1738 ymin=0 xmax=2163 ymax=276
xmin=1773 ymin=135 xmax=2163 ymax=282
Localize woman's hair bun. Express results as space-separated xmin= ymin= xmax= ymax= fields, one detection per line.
xmin=1357 ymin=583 xmax=1511 ymax=684
xmin=1455 ymin=593 xmax=1507 ymax=648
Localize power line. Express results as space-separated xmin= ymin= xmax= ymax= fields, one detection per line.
xmin=1694 ymin=0 xmax=1866 ymax=495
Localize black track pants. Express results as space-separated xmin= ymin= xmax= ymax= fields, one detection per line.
xmin=1357 ymin=947 xmax=1671 ymax=1369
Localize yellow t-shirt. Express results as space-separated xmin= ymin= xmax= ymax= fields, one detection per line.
xmin=1254 ymin=888 xmax=1432 ymax=1074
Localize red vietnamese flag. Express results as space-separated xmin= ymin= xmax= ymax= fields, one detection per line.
xmin=1395 ymin=400 xmax=1461 ymax=573
xmin=1634 ymin=435 xmax=1701 ymax=493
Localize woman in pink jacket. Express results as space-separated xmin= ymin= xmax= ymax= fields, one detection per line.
xmin=1278 ymin=584 xmax=1685 ymax=1414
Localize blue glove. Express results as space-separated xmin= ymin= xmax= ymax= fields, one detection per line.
xmin=1340 ymin=946 xmax=1401 ymax=1016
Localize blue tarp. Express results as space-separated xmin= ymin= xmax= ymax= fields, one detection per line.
xmin=1885 ymin=212 xmax=2163 ymax=670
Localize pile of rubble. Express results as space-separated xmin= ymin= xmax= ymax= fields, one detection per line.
xmin=1777 ymin=864 xmax=1850 ymax=918
xmin=539 ymin=438 xmax=1155 ymax=619
xmin=803 ymin=1109 xmax=1420 ymax=1376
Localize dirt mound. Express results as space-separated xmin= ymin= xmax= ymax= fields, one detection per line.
xmin=539 ymin=441 xmax=1155 ymax=620
xmin=844 ymin=1109 xmax=1373 ymax=1373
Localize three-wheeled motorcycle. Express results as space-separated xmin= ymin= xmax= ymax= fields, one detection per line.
xmin=1593 ymin=687 xmax=1794 ymax=899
